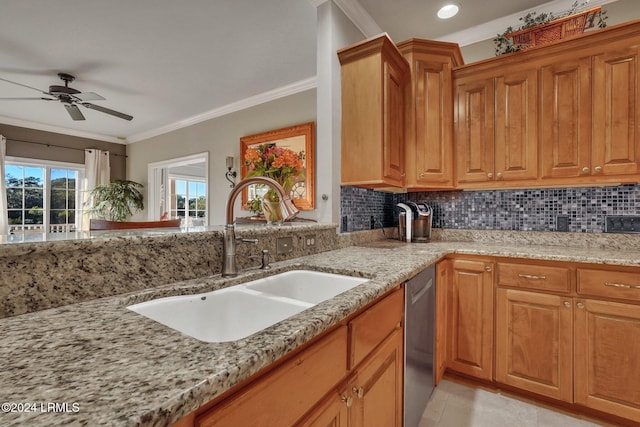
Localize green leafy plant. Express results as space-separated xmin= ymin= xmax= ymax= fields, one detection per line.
xmin=86 ymin=179 xmax=144 ymax=222
xmin=494 ymin=1 xmax=608 ymax=56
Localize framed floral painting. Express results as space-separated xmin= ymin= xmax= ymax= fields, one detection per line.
xmin=240 ymin=121 xmax=315 ymax=210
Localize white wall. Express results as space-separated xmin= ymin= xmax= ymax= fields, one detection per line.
xmin=315 ymin=1 xmax=366 ymax=223
xmin=126 ymin=89 xmax=316 ymax=225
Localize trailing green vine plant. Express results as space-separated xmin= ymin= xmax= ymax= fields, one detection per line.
xmin=494 ymin=1 xmax=608 ymax=56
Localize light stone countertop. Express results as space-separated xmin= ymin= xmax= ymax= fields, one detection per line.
xmin=1 ymin=238 xmax=639 ymax=427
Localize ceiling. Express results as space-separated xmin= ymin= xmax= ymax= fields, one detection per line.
xmin=0 ymin=0 xmax=617 ymax=144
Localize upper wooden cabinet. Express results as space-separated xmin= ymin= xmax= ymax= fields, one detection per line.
xmin=540 ymin=45 xmax=640 ymax=180
xmin=338 ymin=35 xmax=409 ymax=189
xmin=455 ymin=67 xmax=538 ymax=187
xmin=397 ymin=39 xmax=463 ymax=189
xmin=455 ymin=20 xmax=640 ymax=189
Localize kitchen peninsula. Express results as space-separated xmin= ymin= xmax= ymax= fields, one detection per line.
xmin=1 ymin=225 xmax=640 ymax=426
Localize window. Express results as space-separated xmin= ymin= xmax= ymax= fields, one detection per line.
xmin=5 ymin=158 xmax=83 ymax=233
xmin=169 ymin=177 xmax=207 ymax=223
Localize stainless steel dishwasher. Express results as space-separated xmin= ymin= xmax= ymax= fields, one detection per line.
xmin=404 ymin=264 xmax=436 ymax=427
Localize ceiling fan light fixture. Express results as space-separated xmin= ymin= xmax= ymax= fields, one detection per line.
xmin=437 ymin=4 xmax=459 ymax=19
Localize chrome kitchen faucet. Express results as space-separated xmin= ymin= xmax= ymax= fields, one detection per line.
xmin=222 ymin=176 xmax=299 ymax=277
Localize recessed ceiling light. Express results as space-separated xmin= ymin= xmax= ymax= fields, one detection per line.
xmin=437 ymin=4 xmax=459 ymax=19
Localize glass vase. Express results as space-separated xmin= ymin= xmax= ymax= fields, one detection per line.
xmin=261 ymin=190 xmax=284 ymax=226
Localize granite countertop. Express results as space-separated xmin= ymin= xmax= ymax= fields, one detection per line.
xmin=2 ymin=238 xmax=639 ymax=427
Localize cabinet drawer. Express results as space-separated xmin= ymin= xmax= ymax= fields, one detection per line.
xmin=196 ymin=326 xmax=348 ymax=427
xmin=577 ymin=268 xmax=640 ymax=303
xmin=497 ymin=262 xmax=571 ymax=292
xmin=349 ymin=288 xmax=403 ymax=369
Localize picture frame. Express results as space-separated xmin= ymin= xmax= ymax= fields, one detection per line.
xmin=240 ymin=121 xmax=315 ymax=210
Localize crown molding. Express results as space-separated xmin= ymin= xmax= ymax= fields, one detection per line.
xmin=436 ymin=0 xmax=616 ymax=46
xmin=0 ymin=115 xmax=125 ymax=144
xmin=127 ymin=76 xmax=318 ymax=143
xmin=308 ymin=0 xmax=329 ymax=7
xmin=333 ymin=0 xmax=382 ymax=37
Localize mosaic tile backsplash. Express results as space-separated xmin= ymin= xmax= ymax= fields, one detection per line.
xmin=340 ymin=184 xmax=640 ymax=233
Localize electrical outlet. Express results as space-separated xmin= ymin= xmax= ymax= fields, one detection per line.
xmin=556 ymin=215 xmax=569 ymax=232
xmin=304 ymin=234 xmax=316 ymax=248
xmin=276 ymin=237 xmax=294 ymax=255
xmin=605 ymin=215 xmax=640 ymax=233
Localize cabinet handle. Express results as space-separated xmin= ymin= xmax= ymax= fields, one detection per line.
xmin=576 ymin=302 xmax=585 ymax=309
xmin=419 ymin=173 xmax=425 ymax=179
xmin=341 ymin=395 xmax=353 ymax=408
xmin=485 ymin=265 xmax=492 ymax=272
xmin=496 ymin=172 xmax=503 ymax=179
xmin=563 ymin=301 xmax=571 ymax=308
xmin=594 ymin=166 xmax=602 ymax=173
xmin=582 ymin=166 xmax=590 ymax=174
xmin=352 ymin=386 xmax=364 ymax=398
xmin=487 ymin=172 xmax=493 ymax=179
xmin=518 ymin=274 xmax=546 ymax=280
xmin=604 ymin=281 xmax=640 ymax=290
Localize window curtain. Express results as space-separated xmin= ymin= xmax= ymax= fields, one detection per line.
xmin=81 ymin=149 xmax=110 ymax=231
xmin=0 ymin=135 xmax=7 ymax=235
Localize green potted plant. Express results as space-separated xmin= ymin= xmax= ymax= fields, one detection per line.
xmin=86 ymin=179 xmax=144 ymax=222
xmin=494 ymin=1 xmax=607 ymax=56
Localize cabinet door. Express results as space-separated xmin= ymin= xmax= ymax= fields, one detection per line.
xmin=350 ymin=328 xmax=403 ymax=427
xmin=448 ymin=259 xmax=494 ymax=380
xmin=540 ymin=57 xmax=591 ymax=179
xmin=495 ymin=69 xmax=538 ymax=181
xmin=413 ymin=60 xmax=453 ymax=187
xmin=592 ymin=47 xmax=640 ymax=177
xmin=383 ymin=59 xmax=406 ymax=185
xmin=574 ymin=298 xmax=640 ymax=423
xmin=298 ymin=390 xmax=349 ymax=427
xmin=495 ymin=289 xmax=573 ymax=402
xmin=455 ymin=77 xmax=495 ymax=184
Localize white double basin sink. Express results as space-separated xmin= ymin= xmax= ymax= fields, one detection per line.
xmin=127 ymin=270 xmax=368 ymax=343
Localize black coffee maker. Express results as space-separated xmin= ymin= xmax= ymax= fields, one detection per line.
xmin=397 ymin=202 xmax=433 ymax=242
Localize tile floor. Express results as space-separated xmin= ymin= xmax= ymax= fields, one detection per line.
xmin=420 ymin=379 xmax=618 ymax=427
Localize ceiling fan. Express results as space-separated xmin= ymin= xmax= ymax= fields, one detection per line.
xmin=0 ymin=73 xmax=133 ymax=121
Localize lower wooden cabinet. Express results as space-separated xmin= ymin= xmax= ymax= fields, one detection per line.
xmin=300 ymin=328 xmax=404 ymax=427
xmin=574 ymin=298 xmax=640 ymax=422
xmin=442 ymin=256 xmax=640 ymax=425
xmin=195 ymin=326 xmax=348 ymax=427
xmin=447 ymin=258 xmax=494 ymax=380
xmin=495 ymin=288 xmax=573 ymax=402
xmin=299 ymin=389 xmax=349 ymax=427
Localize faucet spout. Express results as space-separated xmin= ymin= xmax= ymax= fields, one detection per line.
xmin=222 ymin=176 xmax=299 ymax=277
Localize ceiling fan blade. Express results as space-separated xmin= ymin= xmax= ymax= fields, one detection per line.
xmin=65 ymin=104 xmax=86 ymax=121
xmin=0 ymin=77 xmax=50 ymax=96
xmin=72 ymin=91 xmax=105 ymax=102
xmin=81 ymin=102 xmax=133 ymax=121
xmin=0 ymin=97 xmax=55 ymax=101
